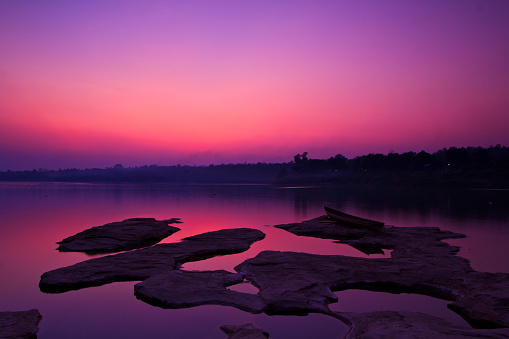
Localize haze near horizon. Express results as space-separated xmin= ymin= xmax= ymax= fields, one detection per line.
xmin=1 ymin=1 xmax=508 ymax=170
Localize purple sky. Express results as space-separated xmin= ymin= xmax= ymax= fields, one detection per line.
xmin=1 ymin=1 xmax=509 ymax=170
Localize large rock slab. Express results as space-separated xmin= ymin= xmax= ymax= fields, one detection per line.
xmin=449 ymin=271 xmax=509 ymax=329
xmin=276 ymin=216 xmax=468 ymax=267
xmin=134 ymin=270 xmax=264 ymax=313
xmin=340 ymin=311 xmax=509 ymax=338
xmin=236 ymin=249 xmax=509 ymax=327
xmin=0 ymin=309 xmax=42 ymax=339
xmin=40 ymin=228 xmax=265 ymax=293
xmin=236 ymin=250 xmax=451 ymax=315
xmin=57 ymin=217 xmax=181 ymax=253
xmin=220 ymin=323 xmax=269 ymax=339
xmin=233 ymin=216 xmax=509 ymax=328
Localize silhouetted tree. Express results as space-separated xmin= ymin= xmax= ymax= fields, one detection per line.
xmin=414 ymin=151 xmax=433 ymax=168
xmin=327 ymin=154 xmax=348 ymax=170
xmin=445 ymin=147 xmax=469 ymax=167
xmin=293 ymin=152 xmax=310 ymax=171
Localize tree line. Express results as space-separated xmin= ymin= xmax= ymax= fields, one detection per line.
xmin=0 ymin=163 xmax=285 ymax=183
xmin=0 ymin=145 xmax=507 ymax=185
xmin=292 ymin=145 xmax=509 ymax=172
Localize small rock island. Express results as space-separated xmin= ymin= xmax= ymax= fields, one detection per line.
xmin=56 ymin=217 xmax=182 ymax=253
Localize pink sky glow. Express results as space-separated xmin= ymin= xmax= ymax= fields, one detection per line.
xmin=1 ymin=1 xmax=509 ymax=170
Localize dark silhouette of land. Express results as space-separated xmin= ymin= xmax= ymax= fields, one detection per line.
xmin=0 ymin=163 xmax=284 ymax=184
xmin=1 ymin=145 xmax=508 ymax=188
xmin=282 ymin=145 xmax=509 ymax=188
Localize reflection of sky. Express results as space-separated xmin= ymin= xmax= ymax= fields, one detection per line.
xmin=1 ymin=1 xmax=509 ymax=169
xmin=1 ymin=183 xmax=509 ymax=337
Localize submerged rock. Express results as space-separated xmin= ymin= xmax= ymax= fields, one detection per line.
xmin=57 ymin=217 xmax=181 ymax=253
xmin=0 ymin=309 xmax=41 ymax=339
xmin=40 ymin=228 xmax=265 ymax=293
xmin=135 ymin=270 xmax=264 ymax=313
xmin=220 ymin=323 xmax=269 ymax=339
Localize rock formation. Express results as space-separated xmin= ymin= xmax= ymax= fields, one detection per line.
xmin=134 ymin=270 xmax=264 ymax=313
xmin=220 ymin=323 xmax=269 ymax=339
xmin=39 ymin=213 xmax=509 ymax=337
xmin=40 ymin=228 xmax=265 ymax=293
xmin=0 ymin=309 xmax=41 ymax=339
xmin=270 ymin=216 xmax=509 ymax=328
xmin=340 ymin=311 xmax=509 ymax=338
xmin=57 ymin=217 xmax=181 ymax=253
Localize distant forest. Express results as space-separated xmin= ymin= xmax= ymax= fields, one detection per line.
xmin=282 ymin=145 xmax=509 ymax=188
xmin=1 ymin=145 xmax=508 ymax=188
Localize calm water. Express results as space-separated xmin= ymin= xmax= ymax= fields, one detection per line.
xmin=1 ymin=182 xmax=508 ymax=338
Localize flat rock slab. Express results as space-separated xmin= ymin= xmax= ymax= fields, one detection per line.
xmin=236 ymin=250 xmax=429 ymax=315
xmin=449 ymin=271 xmax=509 ymax=329
xmin=0 ymin=309 xmax=42 ymax=339
xmin=135 ymin=270 xmax=264 ymax=313
xmin=236 ymin=250 xmax=509 ymax=328
xmin=218 ymin=215 xmax=509 ymax=330
xmin=40 ymin=228 xmax=265 ymax=293
xmin=57 ymin=217 xmax=181 ymax=253
xmin=220 ymin=323 xmax=269 ymax=339
xmin=341 ymin=311 xmax=509 ymax=338
xmin=276 ymin=216 xmax=468 ymax=266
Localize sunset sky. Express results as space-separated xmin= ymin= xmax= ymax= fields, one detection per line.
xmin=1 ymin=1 xmax=509 ymax=170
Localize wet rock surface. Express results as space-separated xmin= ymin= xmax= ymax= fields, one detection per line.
xmin=0 ymin=309 xmax=41 ymax=339
xmin=220 ymin=323 xmax=269 ymax=339
xmin=40 ymin=228 xmax=265 ymax=293
xmin=135 ymin=270 xmax=264 ymax=313
xmin=57 ymin=217 xmax=182 ymax=253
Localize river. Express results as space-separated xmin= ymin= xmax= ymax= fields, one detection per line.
xmin=1 ymin=182 xmax=508 ymax=338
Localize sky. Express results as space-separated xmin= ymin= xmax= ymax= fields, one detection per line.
xmin=1 ymin=0 xmax=509 ymax=170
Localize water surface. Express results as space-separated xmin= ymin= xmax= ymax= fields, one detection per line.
xmin=1 ymin=182 xmax=508 ymax=338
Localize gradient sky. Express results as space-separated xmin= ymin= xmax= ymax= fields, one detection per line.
xmin=1 ymin=0 xmax=509 ymax=170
